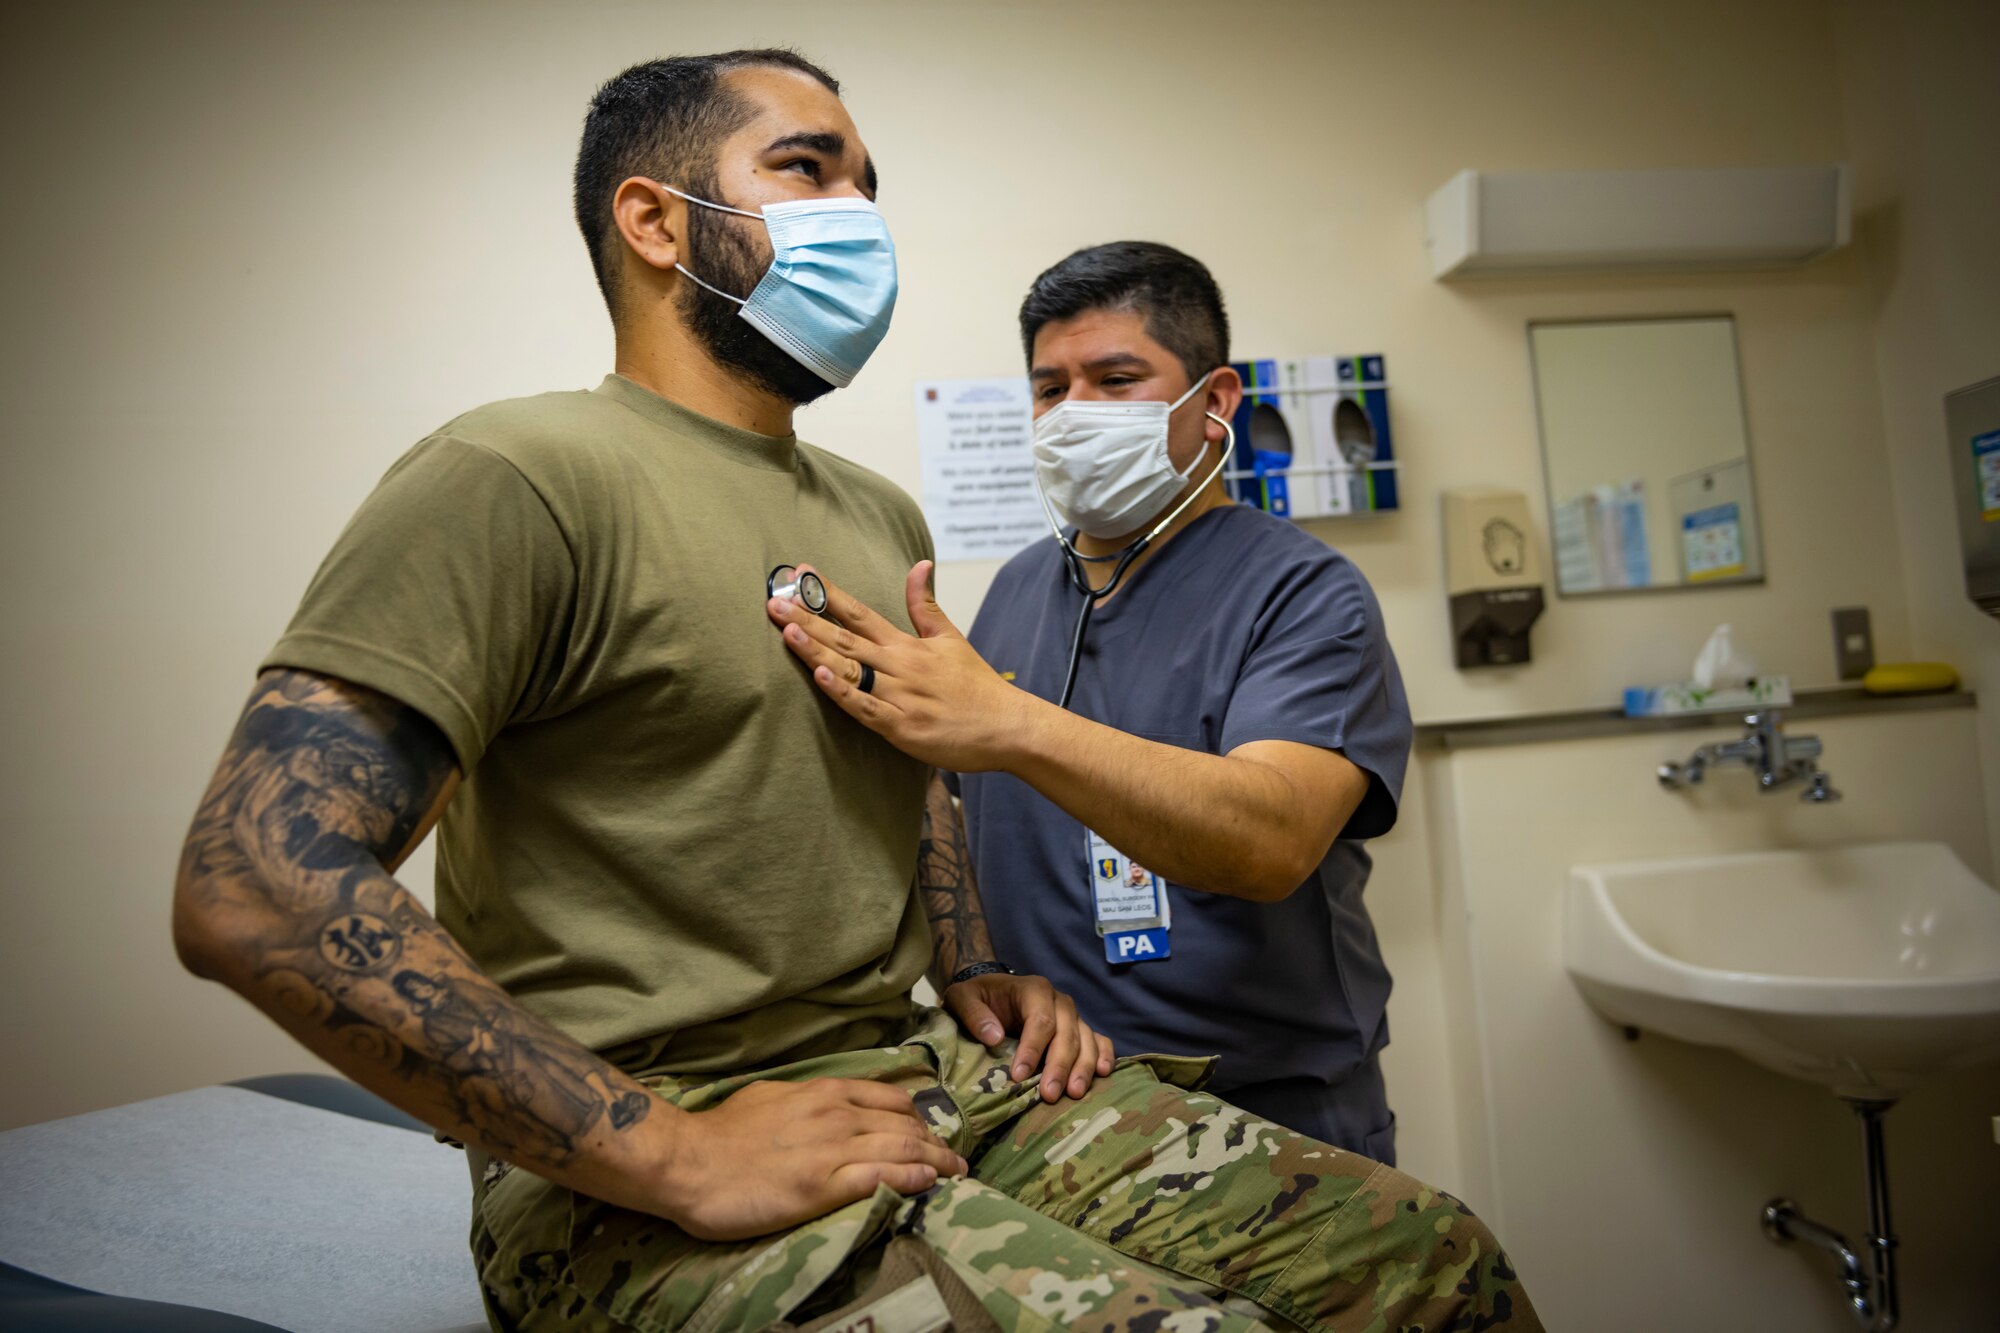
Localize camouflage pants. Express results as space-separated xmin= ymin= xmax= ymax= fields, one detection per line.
xmin=472 ymin=1008 xmax=1537 ymax=1332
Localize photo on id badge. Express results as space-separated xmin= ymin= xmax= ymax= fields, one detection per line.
xmin=1089 ymin=829 xmax=1171 ymax=963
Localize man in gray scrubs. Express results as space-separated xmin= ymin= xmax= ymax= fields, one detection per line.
xmin=768 ymin=241 xmax=1412 ymax=1159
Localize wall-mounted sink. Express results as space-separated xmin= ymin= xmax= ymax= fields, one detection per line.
xmin=1564 ymin=841 xmax=2000 ymax=1098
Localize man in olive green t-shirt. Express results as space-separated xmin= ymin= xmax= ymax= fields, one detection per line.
xmin=172 ymin=43 xmax=1113 ymax=1264
xmin=267 ymin=372 xmax=943 ymax=1079
xmin=173 ymin=48 xmax=1536 ymax=1333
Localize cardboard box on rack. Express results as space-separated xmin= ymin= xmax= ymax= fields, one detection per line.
xmin=1228 ymin=358 xmax=1290 ymax=516
xmin=1332 ymin=354 xmax=1396 ymax=515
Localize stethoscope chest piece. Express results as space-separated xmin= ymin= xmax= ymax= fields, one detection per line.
xmin=767 ymin=564 xmax=830 ymax=616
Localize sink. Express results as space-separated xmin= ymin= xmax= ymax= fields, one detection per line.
xmin=1564 ymin=841 xmax=2000 ymax=1098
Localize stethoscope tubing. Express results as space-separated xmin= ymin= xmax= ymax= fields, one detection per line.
xmin=1056 ymin=538 xmax=1148 ymax=709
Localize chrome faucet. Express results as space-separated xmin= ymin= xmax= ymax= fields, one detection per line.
xmin=1658 ymin=711 xmax=1840 ymax=802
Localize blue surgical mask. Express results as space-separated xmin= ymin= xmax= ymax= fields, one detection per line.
xmin=660 ymin=183 xmax=897 ymax=388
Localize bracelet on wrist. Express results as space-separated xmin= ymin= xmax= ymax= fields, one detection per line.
xmin=947 ymin=961 xmax=1012 ymax=987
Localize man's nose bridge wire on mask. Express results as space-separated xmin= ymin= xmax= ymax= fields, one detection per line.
xmin=1034 ymin=401 xmax=1238 ymax=711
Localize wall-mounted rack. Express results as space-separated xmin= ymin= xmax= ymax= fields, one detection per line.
xmin=1228 ymin=355 xmax=1399 ymax=521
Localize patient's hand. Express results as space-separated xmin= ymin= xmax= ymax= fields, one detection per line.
xmin=657 ymin=1078 xmax=967 ymax=1241
xmin=945 ymin=972 xmax=1116 ymax=1103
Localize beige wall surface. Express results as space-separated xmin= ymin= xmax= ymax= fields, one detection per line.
xmin=1832 ymin=0 xmax=2000 ymax=870
xmin=2 ymin=11 xmax=1993 ymax=1319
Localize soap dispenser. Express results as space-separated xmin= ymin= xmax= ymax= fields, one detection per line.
xmin=1443 ymin=488 xmax=1546 ymax=668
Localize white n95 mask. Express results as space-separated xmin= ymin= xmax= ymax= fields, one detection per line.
xmin=661 ymin=184 xmax=897 ymax=388
xmin=1032 ymin=371 xmax=1215 ymax=538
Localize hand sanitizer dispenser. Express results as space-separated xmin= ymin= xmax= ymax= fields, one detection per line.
xmin=1443 ymin=488 xmax=1546 ymax=668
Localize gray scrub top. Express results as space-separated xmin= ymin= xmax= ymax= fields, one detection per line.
xmin=951 ymin=502 xmax=1412 ymax=1091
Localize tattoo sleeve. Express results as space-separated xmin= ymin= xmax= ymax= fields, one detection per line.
xmin=919 ymin=771 xmax=997 ymax=989
xmin=175 ymin=669 xmax=652 ymax=1172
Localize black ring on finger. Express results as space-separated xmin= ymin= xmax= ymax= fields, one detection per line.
xmin=857 ymin=664 xmax=876 ymax=694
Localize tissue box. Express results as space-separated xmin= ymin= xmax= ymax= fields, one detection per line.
xmin=1623 ymin=676 xmax=1793 ymax=717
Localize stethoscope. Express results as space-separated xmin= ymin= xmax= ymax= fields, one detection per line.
xmin=1033 ymin=413 xmax=1237 ymax=710
xmin=766 ymin=564 xmax=828 ymax=616
xmin=768 ymin=563 xmax=876 ymax=693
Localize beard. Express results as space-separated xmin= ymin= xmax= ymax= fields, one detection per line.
xmin=678 ymin=185 xmax=836 ymax=408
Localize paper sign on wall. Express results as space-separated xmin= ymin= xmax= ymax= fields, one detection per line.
xmin=914 ymin=377 xmax=1045 ymax=562
xmin=1682 ymin=502 xmax=1746 ymax=581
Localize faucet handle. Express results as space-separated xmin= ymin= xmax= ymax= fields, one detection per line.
xmin=1659 ymin=760 xmax=1705 ymax=789
xmin=1802 ymin=772 xmax=1841 ymax=803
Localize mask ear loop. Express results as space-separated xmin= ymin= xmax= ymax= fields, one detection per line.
xmin=1134 ymin=408 xmax=1235 ymax=548
xmin=650 ymin=180 xmax=766 ymax=304
xmin=675 ymin=264 xmax=749 ymax=306
xmin=652 ymin=180 xmax=765 ymax=219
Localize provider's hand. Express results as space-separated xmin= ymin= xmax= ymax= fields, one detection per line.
xmin=945 ymin=972 xmax=1116 ymax=1103
xmin=658 ymin=1077 xmax=966 ymax=1241
xmin=766 ymin=562 xmax=1040 ymax=773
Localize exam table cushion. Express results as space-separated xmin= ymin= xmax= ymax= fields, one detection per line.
xmin=0 ymin=1076 xmax=487 ymax=1333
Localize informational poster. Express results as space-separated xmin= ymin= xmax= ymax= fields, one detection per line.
xmin=1682 ymin=501 xmax=1746 ymax=581
xmin=1668 ymin=457 xmax=1761 ymax=585
xmin=914 ymin=376 xmax=1045 ymax=562
xmin=1973 ymin=428 xmax=2000 ymax=522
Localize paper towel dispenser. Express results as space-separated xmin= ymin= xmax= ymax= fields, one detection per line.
xmin=1443 ymin=489 xmax=1546 ymax=668
xmin=1423 ymin=166 xmax=1851 ymax=278
xmin=1946 ymin=374 xmax=2000 ymax=618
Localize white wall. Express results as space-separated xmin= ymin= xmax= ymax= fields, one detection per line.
xmin=2 ymin=15 xmax=1991 ymax=1318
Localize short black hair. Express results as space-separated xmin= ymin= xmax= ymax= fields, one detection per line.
xmin=1018 ymin=241 xmax=1230 ymax=383
xmin=573 ymin=50 xmax=840 ymax=314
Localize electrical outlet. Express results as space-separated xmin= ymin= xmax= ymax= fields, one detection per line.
xmin=1832 ymin=607 xmax=1875 ymax=680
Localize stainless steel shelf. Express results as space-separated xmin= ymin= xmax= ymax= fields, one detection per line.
xmin=1413 ymin=686 xmax=1975 ymax=753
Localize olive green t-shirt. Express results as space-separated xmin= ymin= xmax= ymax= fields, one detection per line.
xmin=263 ymin=374 xmax=933 ymax=1075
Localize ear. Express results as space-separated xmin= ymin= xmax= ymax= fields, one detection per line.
xmin=1201 ymin=364 xmax=1244 ymax=448
xmin=610 ymin=177 xmax=684 ymax=275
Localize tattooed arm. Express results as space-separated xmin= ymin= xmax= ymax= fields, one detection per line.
xmin=918 ymin=771 xmax=1115 ymax=1102
xmin=175 ymin=668 xmax=964 ymax=1239
xmin=919 ymin=770 xmax=997 ymax=989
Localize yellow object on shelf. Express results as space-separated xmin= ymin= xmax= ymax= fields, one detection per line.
xmin=1862 ymin=663 xmax=1960 ymax=695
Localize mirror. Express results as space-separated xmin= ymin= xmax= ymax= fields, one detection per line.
xmin=1530 ymin=315 xmax=1764 ymax=595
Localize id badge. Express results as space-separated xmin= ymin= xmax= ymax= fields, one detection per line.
xmin=1087 ymin=829 xmax=1171 ymax=964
